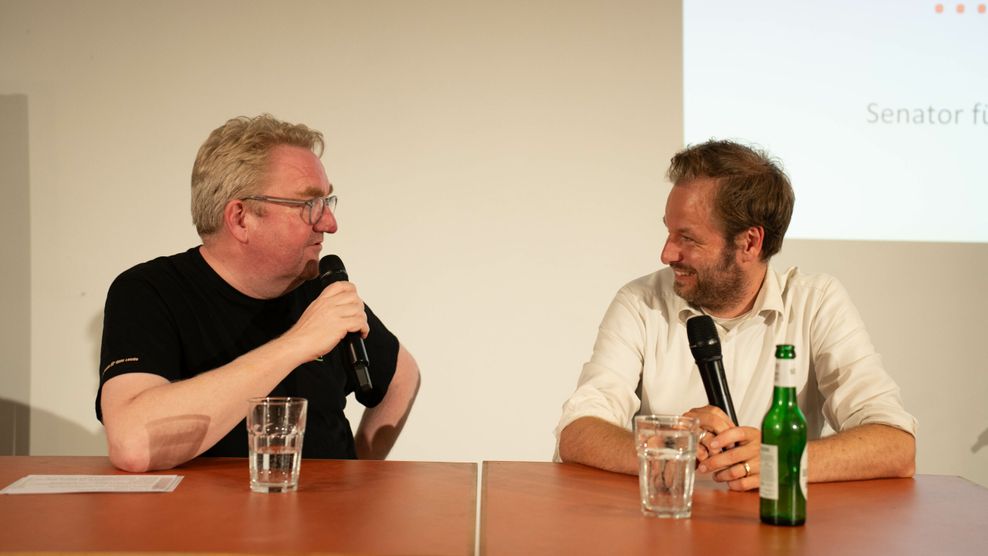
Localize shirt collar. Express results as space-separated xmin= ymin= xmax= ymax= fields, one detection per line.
xmin=674 ymin=266 xmax=785 ymax=326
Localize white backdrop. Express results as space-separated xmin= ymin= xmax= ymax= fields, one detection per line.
xmin=684 ymin=0 xmax=988 ymax=243
xmin=2 ymin=0 xmax=986 ymax=487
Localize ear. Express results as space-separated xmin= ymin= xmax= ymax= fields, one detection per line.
xmin=223 ymin=200 xmax=252 ymax=244
xmin=736 ymin=226 xmax=765 ymax=263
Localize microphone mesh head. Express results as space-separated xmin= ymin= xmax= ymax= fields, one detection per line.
xmin=686 ymin=315 xmax=722 ymax=361
xmin=319 ymin=254 xmax=348 ymax=283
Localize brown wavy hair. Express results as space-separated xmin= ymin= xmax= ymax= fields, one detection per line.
xmin=667 ymin=140 xmax=794 ymax=260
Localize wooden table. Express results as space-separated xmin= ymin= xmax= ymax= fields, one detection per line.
xmin=0 ymin=456 xmax=477 ymax=554
xmin=480 ymin=461 xmax=988 ymax=556
xmin=5 ymin=457 xmax=986 ymax=554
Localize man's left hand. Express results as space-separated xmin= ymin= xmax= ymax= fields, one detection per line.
xmin=698 ymin=424 xmax=761 ymax=491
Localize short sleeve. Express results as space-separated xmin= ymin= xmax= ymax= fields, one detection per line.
xmin=95 ymin=269 xmax=184 ymax=421
xmin=352 ymin=304 xmax=400 ymax=408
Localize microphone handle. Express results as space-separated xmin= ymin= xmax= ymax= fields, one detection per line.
xmin=345 ymin=332 xmax=373 ymax=392
xmin=700 ymin=359 xmax=739 ymax=426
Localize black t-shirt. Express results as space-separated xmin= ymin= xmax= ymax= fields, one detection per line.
xmin=96 ymin=247 xmax=399 ymax=459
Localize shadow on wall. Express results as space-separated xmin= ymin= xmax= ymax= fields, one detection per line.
xmin=1 ymin=311 xmax=109 ymax=457
xmin=0 ymin=398 xmax=105 ymax=456
xmin=972 ymin=427 xmax=988 ymax=454
xmin=0 ymin=398 xmax=30 ymax=455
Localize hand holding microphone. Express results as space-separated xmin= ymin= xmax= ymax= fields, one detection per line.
xmin=686 ymin=315 xmax=738 ymax=425
xmin=319 ymin=255 xmax=373 ymax=393
xmin=685 ymin=315 xmax=761 ymax=490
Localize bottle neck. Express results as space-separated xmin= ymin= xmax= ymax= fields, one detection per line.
xmin=773 ymin=357 xmax=798 ymax=405
xmin=774 ymin=357 xmax=797 ymax=388
xmin=772 ymin=384 xmax=798 ymax=405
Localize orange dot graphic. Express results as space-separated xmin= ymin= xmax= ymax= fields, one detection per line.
xmin=980 ymin=4 xmax=986 ymax=13
xmin=935 ymin=3 xmax=944 ymax=12
xmin=956 ymin=3 xmax=965 ymax=13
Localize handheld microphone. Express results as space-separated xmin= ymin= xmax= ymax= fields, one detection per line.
xmin=319 ymin=255 xmax=373 ymax=393
xmin=686 ymin=315 xmax=738 ymax=425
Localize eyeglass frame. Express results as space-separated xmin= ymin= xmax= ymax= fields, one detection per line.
xmin=240 ymin=194 xmax=338 ymax=226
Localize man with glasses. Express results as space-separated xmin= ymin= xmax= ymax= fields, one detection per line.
xmin=96 ymin=114 xmax=420 ymax=472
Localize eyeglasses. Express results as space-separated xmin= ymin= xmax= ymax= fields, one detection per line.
xmin=241 ymin=194 xmax=338 ymax=225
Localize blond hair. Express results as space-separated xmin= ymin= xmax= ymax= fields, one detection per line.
xmin=191 ymin=114 xmax=324 ymax=235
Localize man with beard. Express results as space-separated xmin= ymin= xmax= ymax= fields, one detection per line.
xmin=554 ymin=140 xmax=916 ymax=490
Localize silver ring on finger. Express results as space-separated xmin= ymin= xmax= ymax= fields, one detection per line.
xmin=742 ymin=461 xmax=751 ymax=477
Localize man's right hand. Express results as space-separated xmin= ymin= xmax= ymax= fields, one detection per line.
xmin=284 ymin=281 xmax=369 ymax=363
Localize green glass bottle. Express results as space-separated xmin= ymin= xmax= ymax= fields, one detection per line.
xmin=760 ymin=344 xmax=807 ymax=526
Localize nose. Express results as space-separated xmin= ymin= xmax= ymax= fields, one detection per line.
xmin=314 ymin=207 xmax=338 ymax=234
xmin=660 ymin=236 xmax=678 ymax=265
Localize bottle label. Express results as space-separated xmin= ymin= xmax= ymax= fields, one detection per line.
xmin=800 ymin=446 xmax=808 ymax=499
xmin=759 ymin=444 xmax=778 ymax=500
xmin=774 ymin=357 xmax=797 ymax=388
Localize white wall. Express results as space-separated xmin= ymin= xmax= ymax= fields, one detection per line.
xmin=2 ymin=0 xmax=985 ymax=487
xmin=774 ymin=240 xmax=988 ymax=486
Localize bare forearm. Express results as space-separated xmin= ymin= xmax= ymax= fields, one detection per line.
xmin=557 ymin=416 xmax=637 ymax=475
xmin=808 ymin=423 xmax=915 ymax=483
xmin=354 ymin=345 xmax=421 ymax=460
xmin=102 ymin=336 xmax=311 ymax=472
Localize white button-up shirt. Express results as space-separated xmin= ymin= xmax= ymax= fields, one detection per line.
xmin=555 ymin=266 xmax=916 ymax=455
